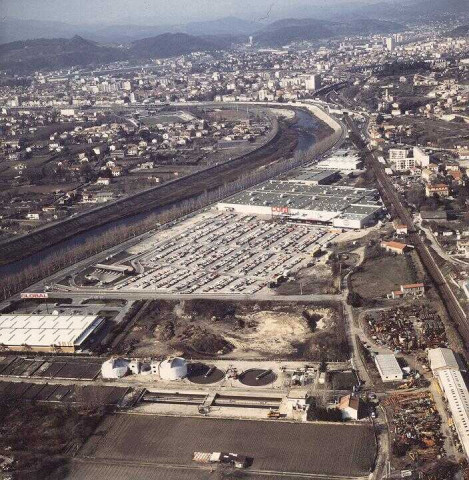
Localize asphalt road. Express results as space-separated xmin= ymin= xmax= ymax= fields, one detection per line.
xmin=46 ymin=290 xmax=344 ymax=303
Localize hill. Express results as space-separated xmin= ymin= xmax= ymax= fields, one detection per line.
xmin=253 ymin=17 xmax=404 ymax=46
xmin=182 ymin=17 xmax=261 ymax=36
xmin=353 ymin=0 xmax=469 ymax=21
xmin=0 ymin=16 xmax=258 ymax=44
xmin=254 ymin=18 xmax=335 ymax=46
xmin=447 ymin=24 xmax=469 ymax=37
xmin=0 ymin=33 xmax=234 ymax=73
xmin=0 ymin=36 xmax=126 ymax=73
xmin=129 ymin=33 xmax=230 ymax=58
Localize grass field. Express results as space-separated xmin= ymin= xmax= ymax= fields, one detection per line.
xmin=350 ymin=250 xmax=420 ymax=301
xmin=78 ymin=414 xmax=376 ymax=477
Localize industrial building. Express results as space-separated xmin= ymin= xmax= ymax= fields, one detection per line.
xmin=315 ymin=149 xmax=362 ymax=171
xmin=0 ymin=314 xmax=103 ymax=353
xmin=285 ymin=169 xmax=339 ymax=185
xmin=428 ymin=347 xmax=464 ymax=374
xmin=374 ymin=354 xmax=404 ymax=382
xmin=428 ymin=348 xmax=469 ymax=458
xmin=217 ymin=180 xmax=383 ymax=230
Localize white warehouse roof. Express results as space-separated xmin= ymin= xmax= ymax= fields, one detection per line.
xmin=0 ymin=314 xmax=102 ymax=348
xmin=436 ymin=368 xmax=469 ymax=457
xmin=374 ymin=354 xmax=403 ymax=382
xmin=428 ymin=347 xmax=462 ymax=373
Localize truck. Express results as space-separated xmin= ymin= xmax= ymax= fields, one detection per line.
xmin=193 ymin=452 xmax=249 ymax=469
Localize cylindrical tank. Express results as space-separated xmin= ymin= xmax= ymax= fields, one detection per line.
xmin=101 ymin=358 xmax=129 ymax=379
xmin=159 ymin=357 xmax=187 ymax=380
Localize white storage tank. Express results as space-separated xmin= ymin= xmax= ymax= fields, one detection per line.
xmin=101 ymin=358 xmax=129 ymax=379
xmin=159 ymin=357 xmax=187 ymax=380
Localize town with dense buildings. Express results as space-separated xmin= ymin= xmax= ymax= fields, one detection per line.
xmin=0 ymin=3 xmax=468 ymax=480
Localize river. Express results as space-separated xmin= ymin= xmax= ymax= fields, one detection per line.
xmin=0 ymin=108 xmax=317 ymax=278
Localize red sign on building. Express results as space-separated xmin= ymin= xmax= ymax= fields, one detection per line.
xmin=272 ymin=206 xmax=289 ymax=214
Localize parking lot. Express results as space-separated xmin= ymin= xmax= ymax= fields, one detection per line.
xmin=114 ymin=211 xmax=335 ymax=295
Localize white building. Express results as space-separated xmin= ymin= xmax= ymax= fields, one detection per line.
xmin=389 ymin=148 xmax=414 ymax=171
xmin=316 ymin=154 xmax=362 ymax=171
xmin=435 ymin=368 xmax=469 ymax=457
xmin=428 ymin=348 xmax=469 ymax=456
xmin=428 ymin=347 xmax=463 ymax=374
xmin=0 ymin=314 xmax=103 ymax=353
xmin=60 ymin=108 xmax=75 ymax=117
xmin=413 ymin=147 xmax=430 ymax=167
xmin=374 ymin=354 xmax=403 ymax=382
xmin=463 ymin=281 xmax=469 ymax=300
xmin=338 ymin=394 xmax=362 ymax=420
xmin=305 ymin=74 xmax=321 ymax=91
xmin=389 ymin=147 xmax=430 ymax=171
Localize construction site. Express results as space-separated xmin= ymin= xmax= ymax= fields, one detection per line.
xmin=111 ymin=299 xmax=349 ymax=362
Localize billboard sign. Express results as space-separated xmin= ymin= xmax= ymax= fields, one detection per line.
xmin=20 ymin=292 xmax=49 ymax=299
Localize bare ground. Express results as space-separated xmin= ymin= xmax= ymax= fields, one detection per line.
xmin=114 ymin=299 xmax=349 ymax=361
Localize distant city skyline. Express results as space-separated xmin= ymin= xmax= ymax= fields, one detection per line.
xmin=1 ymin=0 xmax=373 ymax=25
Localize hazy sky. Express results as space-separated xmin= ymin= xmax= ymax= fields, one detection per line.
xmin=1 ymin=0 xmax=368 ymax=25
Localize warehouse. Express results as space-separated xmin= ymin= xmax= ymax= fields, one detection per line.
xmin=428 ymin=348 xmax=469 ymax=457
xmin=217 ymin=180 xmax=383 ymax=230
xmin=286 ymin=169 xmax=340 ymax=185
xmin=0 ymin=314 xmax=103 ymax=353
xmin=374 ymin=354 xmax=404 ymax=382
xmin=316 ymin=151 xmax=362 ymax=171
xmin=435 ymin=368 xmax=469 ymax=457
xmin=428 ymin=347 xmax=465 ymax=374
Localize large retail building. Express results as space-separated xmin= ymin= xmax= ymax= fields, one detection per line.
xmin=218 ymin=180 xmax=384 ymax=229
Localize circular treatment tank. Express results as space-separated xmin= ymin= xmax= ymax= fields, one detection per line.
xmin=239 ymin=368 xmax=277 ymax=387
xmin=187 ymin=363 xmax=225 ymax=384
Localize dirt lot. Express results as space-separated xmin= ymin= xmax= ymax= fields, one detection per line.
xmin=78 ymin=414 xmax=376 ymax=477
xmin=276 ymin=262 xmax=338 ymax=295
xmin=115 ymin=300 xmax=349 ymax=361
xmin=350 ymin=246 xmax=423 ymax=302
